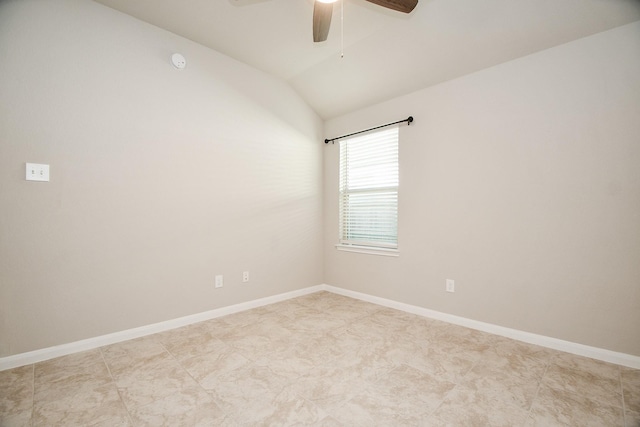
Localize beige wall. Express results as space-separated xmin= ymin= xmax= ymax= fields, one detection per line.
xmin=1 ymin=0 xmax=638 ymax=360
xmin=324 ymin=22 xmax=640 ymax=356
xmin=0 ymin=0 xmax=324 ymax=356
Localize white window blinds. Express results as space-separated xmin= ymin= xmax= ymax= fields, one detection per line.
xmin=339 ymin=126 xmax=399 ymax=249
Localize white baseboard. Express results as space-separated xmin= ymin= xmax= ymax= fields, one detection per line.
xmin=0 ymin=285 xmax=324 ymax=371
xmin=322 ymin=284 xmax=640 ymax=370
xmin=2 ymin=283 xmax=639 ymax=371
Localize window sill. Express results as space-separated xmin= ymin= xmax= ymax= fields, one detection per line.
xmin=335 ymin=244 xmax=399 ymax=257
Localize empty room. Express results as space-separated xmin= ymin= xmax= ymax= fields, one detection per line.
xmin=1 ymin=0 xmax=639 ymax=425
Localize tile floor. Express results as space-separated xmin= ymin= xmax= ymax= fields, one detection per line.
xmin=1 ymin=291 xmax=639 ymax=426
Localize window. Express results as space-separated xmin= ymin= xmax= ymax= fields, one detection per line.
xmin=338 ymin=126 xmax=399 ymax=255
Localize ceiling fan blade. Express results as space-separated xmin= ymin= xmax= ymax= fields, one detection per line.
xmin=364 ymin=0 xmax=418 ymax=13
xmin=313 ymin=1 xmax=333 ymax=43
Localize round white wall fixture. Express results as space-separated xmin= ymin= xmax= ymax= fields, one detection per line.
xmin=171 ymin=53 xmax=186 ymax=70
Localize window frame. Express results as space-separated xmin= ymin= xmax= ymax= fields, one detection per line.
xmin=336 ymin=126 xmax=399 ymax=257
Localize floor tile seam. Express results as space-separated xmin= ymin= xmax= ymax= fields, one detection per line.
xmin=290 ymin=388 xmax=333 ymax=423
xmin=206 ymin=382 xmax=288 ymax=423
xmin=623 ymin=372 xmax=640 ymax=386
xmin=98 ymin=347 xmax=136 ymax=427
xmin=348 ymin=362 xmax=399 ymax=394
xmin=451 ymin=351 xmax=482 ymax=385
xmin=215 ymin=355 xmax=290 ymax=388
xmin=620 ymin=366 xmax=628 ymax=427
xmin=126 ymin=384 xmax=230 ymax=425
xmin=174 ymin=352 xmax=214 ymax=396
xmin=33 ymin=365 xmax=120 ymax=404
xmin=156 ymin=338 xmax=189 ymax=370
xmin=226 ymin=346 xmax=281 ymax=364
xmin=118 ymin=382 xmax=207 ymax=423
xmin=540 ymin=379 xmax=627 ymax=411
xmin=545 ymin=357 xmax=625 ymax=378
xmin=162 ymin=340 xmax=238 ymax=414
xmin=169 ymin=340 xmax=238 ymax=365
xmin=526 ymin=362 xmax=549 ymax=422
xmin=368 ymin=363 xmax=420 ymax=390
xmin=314 ymin=320 xmax=352 ymax=336
xmin=98 ymin=347 xmax=117 ymax=383
xmin=393 ymin=355 xmax=463 ymax=386
xmin=394 ymin=363 xmax=464 ymax=419
xmin=421 ymin=380 xmax=459 ymax=419
xmin=482 ymin=373 xmax=544 ymax=413
xmin=541 ymin=372 xmax=625 ymax=400
xmin=29 ymin=363 xmax=35 ymax=425
xmin=459 ymin=364 xmax=545 ymax=395
xmin=321 ymin=320 xmax=360 ymax=335
xmin=335 ymin=310 xmax=379 ymax=324
xmin=198 ymin=389 xmax=241 ymax=425
xmin=317 ymin=383 xmax=363 ymax=418
xmin=108 ymin=341 xmax=199 ymax=418
xmin=470 ymin=351 xmax=551 ymax=378
xmin=450 ymin=380 xmax=538 ymax=421
xmin=551 ymin=361 xmax=624 ymax=383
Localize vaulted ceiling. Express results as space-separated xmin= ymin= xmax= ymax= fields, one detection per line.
xmin=93 ymin=0 xmax=640 ymax=119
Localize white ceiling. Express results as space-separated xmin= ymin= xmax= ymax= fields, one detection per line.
xmin=93 ymin=0 xmax=640 ymax=119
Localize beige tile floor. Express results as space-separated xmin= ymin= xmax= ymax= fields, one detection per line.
xmin=1 ymin=291 xmax=639 ymax=426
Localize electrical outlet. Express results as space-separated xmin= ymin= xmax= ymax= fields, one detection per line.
xmin=446 ymin=279 xmax=455 ymax=293
xmin=242 ymin=271 xmax=249 ymax=283
xmin=215 ymin=275 xmax=223 ymax=288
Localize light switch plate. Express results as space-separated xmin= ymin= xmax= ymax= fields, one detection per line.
xmin=26 ymin=163 xmax=50 ymax=182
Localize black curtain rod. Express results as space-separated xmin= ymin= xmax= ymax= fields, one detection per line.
xmin=324 ymin=116 xmax=413 ymax=144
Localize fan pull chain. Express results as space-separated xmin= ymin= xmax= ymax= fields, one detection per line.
xmin=340 ymin=0 xmax=344 ymax=58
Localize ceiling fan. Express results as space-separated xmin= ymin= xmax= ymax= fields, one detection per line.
xmin=313 ymin=0 xmax=418 ymax=42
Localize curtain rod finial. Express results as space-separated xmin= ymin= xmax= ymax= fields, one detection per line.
xmin=408 ymin=116 xmax=413 ymax=125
